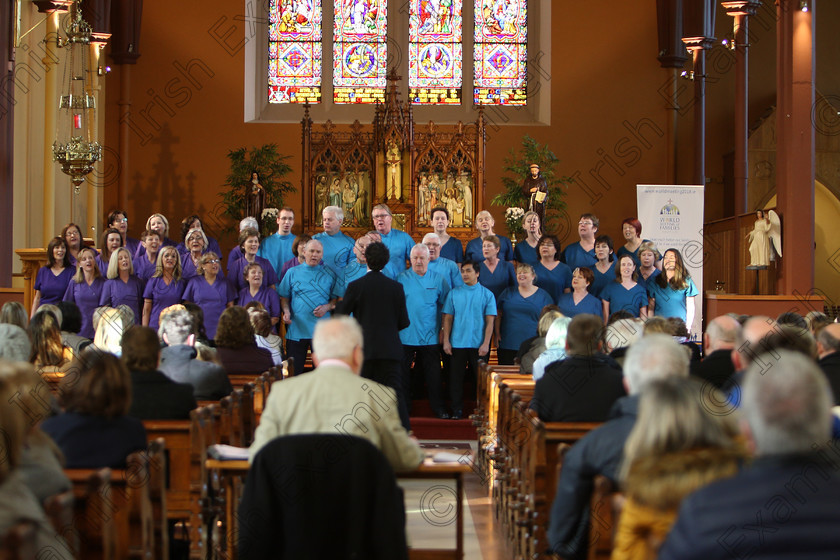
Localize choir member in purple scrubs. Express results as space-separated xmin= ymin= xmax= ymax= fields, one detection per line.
xmin=107 ymin=209 xmax=141 ymax=257
xmin=63 ymin=247 xmax=105 ymax=339
xmin=279 ymin=234 xmax=311 ymax=282
xmin=99 ymin=248 xmax=144 ymax=325
xmin=32 ymin=237 xmax=75 ymax=318
xmin=227 ymin=228 xmax=278 ymax=294
xmin=182 ymin=252 xmax=234 ymax=340
xmin=142 ymin=246 xmax=186 ymax=330
xmin=133 ymin=229 xmax=162 ymax=283
xmin=134 ymin=213 xmax=176 ymax=259
xmin=181 ymin=228 xmax=210 ymax=281
xmin=61 ymin=222 xmax=84 ymax=267
xmin=237 ymin=263 xmax=281 ymax=325
xmin=176 ymin=215 xmax=222 ymax=261
xmin=95 ymin=228 xmax=124 ymax=278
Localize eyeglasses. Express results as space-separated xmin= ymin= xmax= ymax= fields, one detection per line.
xmin=206 ymin=259 xmax=220 ymax=264
xmin=371 ymin=214 xmax=390 ymax=219
xmin=579 ymin=221 xmax=594 ymax=226
xmin=424 ymin=242 xmax=441 ymax=247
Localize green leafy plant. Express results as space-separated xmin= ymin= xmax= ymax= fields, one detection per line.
xmin=220 ymin=144 xmax=296 ymax=236
xmin=491 ymin=135 xmax=569 ymax=234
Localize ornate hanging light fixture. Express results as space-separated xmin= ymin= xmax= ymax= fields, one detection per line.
xmin=53 ymin=0 xmax=102 ymax=193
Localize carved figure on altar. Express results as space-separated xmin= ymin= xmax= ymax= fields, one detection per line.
xmin=314 ymin=175 xmax=328 ymax=219
xmin=245 ymin=171 xmax=266 ymax=219
xmin=417 ymin=174 xmax=430 ymax=224
xmin=329 ymin=177 xmax=342 ymax=208
xmin=386 ymin=142 xmax=402 ymax=200
xmin=457 ymin=178 xmax=473 ymax=226
xmin=353 ymin=180 xmax=369 ymax=222
xmin=343 ymin=180 xmax=357 ymax=222
xmin=521 ymin=163 xmax=547 ymax=225
xmin=746 ymin=209 xmax=782 ymax=268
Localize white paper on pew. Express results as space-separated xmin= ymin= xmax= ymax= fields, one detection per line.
xmin=432 ymin=451 xmax=467 ymax=463
xmin=208 ymin=444 xmax=250 ymax=461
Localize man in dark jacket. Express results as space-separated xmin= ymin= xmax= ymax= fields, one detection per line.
xmin=817 ymin=322 xmax=840 ymax=405
xmin=122 ymin=326 xmax=196 ymax=419
xmin=159 ymin=308 xmax=232 ymax=400
xmin=690 ymin=314 xmax=740 ymax=389
xmin=660 ymin=351 xmax=840 ymax=559
xmin=531 ymin=314 xmax=625 ymax=422
xmin=548 ymin=334 xmax=689 ymax=559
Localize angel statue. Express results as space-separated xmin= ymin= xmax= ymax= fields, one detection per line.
xmin=746 ymin=209 xmax=782 ymax=268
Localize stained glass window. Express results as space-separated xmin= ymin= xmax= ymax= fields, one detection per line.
xmin=333 ymin=0 xmax=388 ymax=104
xmin=473 ymin=0 xmax=527 ymax=106
xmin=408 ymin=1 xmax=463 ymax=105
xmin=268 ymin=0 xmax=322 ymax=104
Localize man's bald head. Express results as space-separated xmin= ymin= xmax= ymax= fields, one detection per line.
xmin=816 ymin=322 xmax=840 ymax=359
xmin=731 ymin=316 xmax=777 ymax=370
xmin=705 ymin=314 xmax=742 ymax=352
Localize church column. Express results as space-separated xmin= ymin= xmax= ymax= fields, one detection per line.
xmin=41 ymin=10 xmax=60 ymax=246
xmin=775 ymin=0 xmax=815 ymax=294
xmin=1 ymin=0 xmax=14 ymax=285
xmin=682 ymin=0 xmax=716 ymax=186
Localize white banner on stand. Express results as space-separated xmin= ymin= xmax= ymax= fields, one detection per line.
xmin=636 ymin=184 xmax=705 ymax=339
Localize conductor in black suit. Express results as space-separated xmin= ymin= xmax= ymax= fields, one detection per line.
xmin=336 ymin=242 xmax=411 ymax=430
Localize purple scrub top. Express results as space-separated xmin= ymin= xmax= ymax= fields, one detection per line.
xmin=63 ymin=276 xmax=105 ymax=339
xmin=182 ymin=275 xmax=234 ymax=339
xmin=99 ymin=275 xmax=144 ymax=324
xmin=34 ymin=266 xmax=75 ymax=306
xmin=143 ymin=276 xmax=186 ymax=330
xmin=228 ymin=256 xmax=278 ymax=293
xmin=238 ymin=286 xmax=281 ymax=319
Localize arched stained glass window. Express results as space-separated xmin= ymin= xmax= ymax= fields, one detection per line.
xmin=408 ymin=1 xmax=463 ymax=105
xmin=333 ymin=0 xmax=388 ymax=104
xmin=473 ymin=0 xmax=527 ymax=106
xmin=268 ymin=0 xmax=323 ymax=104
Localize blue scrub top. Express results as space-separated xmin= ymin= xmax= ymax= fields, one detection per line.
xmin=335 ymin=261 xmax=368 ymax=298
xmin=440 ymin=236 xmax=464 ymax=263
xmin=379 ymin=229 xmax=415 ymax=280
xmin=277 ymin=263 xmax=338 ymax=341
xmin=647 ymin=277 xmax=699 ymax=322
xmin=397 ymin=269 xmax=450 ymax=346
xmin=601 ymin=282 xmax=648 ymax=318
xmin=442 ymin=283 xmax=497 ymax=349
xmin=533 ymin=261 xmax=573 ymax=303
xmin=561 ymin=242 xmax=598 ymax=271
xmin=465 ymin=235 xmax=514 ymax=264
xmin=478 ymin=260 xmax=516 ymax=303
xmin=497 ymin=287 xmax=554 ymax=351
xmin=258 ymin=233 xmax=297 ymax=276
xmin=427 ymin=257 xmax=463 ymax=289
xmin=615 ymin=239 xmax=652 ymax=268
xmin=312 ymin=231 xmax=355 ymax=275
xmin=589 ymin=262 xmax=616 ymax=299
xmin=557 ymin=292 xmax=604 ymax=319
xmin=637 ymin=268 xmax=661 ymax=291
xmin=514 ymin=241 xmax=539 ymax=267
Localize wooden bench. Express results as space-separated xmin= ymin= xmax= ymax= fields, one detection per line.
xmin=0 ymin=521 xmax=38 ymax=560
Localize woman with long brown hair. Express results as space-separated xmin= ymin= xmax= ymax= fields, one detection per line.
xmin=31 ymin=237 xmax=74 ymax=318
xmin=647 ymin=248 xmax=698 ymax=329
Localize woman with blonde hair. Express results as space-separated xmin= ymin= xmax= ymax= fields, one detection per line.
xmin=182 ymin=251 xmax=235 ymax=339
xmin=1 ymin=301 xmax=28 ymax=330
xmin=93 ymin=307 xmax=128 ymax=355
xmin=612 ymin=377 xmax=744 ymax=560
xmin=135 ymin=212 xmax=176 ymax=258
xmin=142 ymin=245 xmax=185 ymax=329
xmin=513 ymin=210 xmax=542 ymax=266
xmin=62 ymin=246 xmax=105 ymax=339
xmin=99 ymin=247 xmax=144 ymax=324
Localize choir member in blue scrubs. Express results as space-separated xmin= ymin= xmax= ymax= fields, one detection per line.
xmin=335 ymin=234 xmax=371 ymax=299
xmin=63 ymin=247 xmax=105 ymax=339
xmin=182 ymin=252 xmax=235 ymax=340
xmin=107 ymin=210 xmax=141 ymax=258
xmin=258 ymin=207 xmax=296 ymax=278
xmin=176 ymin=214 xmax=222 ymax=261
xmin=442 ymin=260 xmax=497 ymax=419
xmin=648 ymin=248 xmax=699 ymax=330
xmin=100 ymin=248 xmax=144 ymax=325
xmin=371 ymin=203 xmax=415 ymax=279
xmin=533 ymin=235 xmax=572 ymax=303
xmin=600 ymin=254 xmax=649 ymax=322
xmin=431 ymin=207 xmax=464 ymax=264
xmin=465 ymin=210 xmax=514 ymax=263
xmin=424 ymin=232 xmax=463 ymax=289
xmin=134 ymin=213 xmax=176 ymax=259
xmin=478 ymin=236 xmax=516 ymax=303
xmin=557 ymin=267 xmax=604 ymax=319
xmin=312 ymin=206 xmax=355 ymax=276
xmin=227 ymin=228 xmax=278 ymax=294
xmin=561 ymin=213 xmax=599 ymax=270
xmin=495 ymin=263 xmax=554 ymax=365
xmin=142 ymin=246 xmax=186 ymax=330
xmin=32 ymin=237 xmax=75 ymax=317
xmin=238 ymin=263 xmax=281 ymax=326
xmin=615 ymin=217 xmax=655 ymax=268
xmin=132 ymin=229 xmax=161 ymax=283
xmin=513 ymin=211 xmax=541 ymax=266
xmin=96 ymin=228 xmax=124 ymax=278
xmin=61 ymin=222 xmax=83 ymax=267
xmin=637 ymin=241 xmax=661 ymax=291
xmin=590 ymin=235 xmax=616 ymax=299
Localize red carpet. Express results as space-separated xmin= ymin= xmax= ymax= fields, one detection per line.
xmin=410 ymin=399 xmax=478 ymax=440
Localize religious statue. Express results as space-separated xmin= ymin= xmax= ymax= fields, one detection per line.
xmin=746 ymin=209 xmax=782 ymax=268
xmin=386 ymin=142 xmax=402 ymax=200
xmin=521 ymin=163 xmax=547 ymax=224
xmin=245 ymin=171 xmax=266 ymax=219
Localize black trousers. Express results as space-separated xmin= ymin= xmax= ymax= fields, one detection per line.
xmin=403 ymin=345 xmax=444 ymax=413
xmin=362 ymin=358 xmax=411 ymax=431
xmin=285 ymin=338 xmax=312 ymax=374
xmin=449 ymin=347 xmax=480 ymax=412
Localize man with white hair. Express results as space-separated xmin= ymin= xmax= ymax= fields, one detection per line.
xmin=0 ymin=324 xmax=32 ymax=362
xmin=158 ymin=309 xmax=231 ymax=400
xmin=424 ymin=232 xmax=463 ymax=289
xmin=334 ymin=233 xmax=373 ymax=299
xmin=464 ymin=210 xmax=513 ymax=263
xmin=690 ymin=313 xmax=741 ymax=389
xmin=660 ymin=350 xmax=840 ymax=559
xmin=398 ymin=244 xmax=450 ymax=419
xmin=548 ymin=334 xmax=690 ymax=559
xmin=226 ymin=216 xmax=260 ymax=272
xmin=313 ymin=205 xmax=355 ymax=276
xmin=249 ymin=316 xmax=423 ymax=472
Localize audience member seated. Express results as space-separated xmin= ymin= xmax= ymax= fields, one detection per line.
xmin=0 ymin=324 xmax=31 ymax=362
xmin=214 ymin=306 xmax=274 ymax=376
xmin=0 ymin=364 xmax=69 ymax=503
xmin=93 ymin=306 xmax=128 ymax=355
xmin=817 ymin=323 xmax=840 ymax=405
xmin=806 ymin=310 xmax=832 ymax=335
xmin=247 ymin=305 xmax=284 ymax=366
xmin=517 ymin=306 xmax=562 ymax=374
xmin=531 ymin=314 xmax=625 ymax=422
xmin=659 ymin=351 xmax=840 ymax=559
xmin=612 ymin=377 xmax=744 ymax=560
xmin=0 ymin=364 xmax=73 ymax=560
xmin=122 ymin=326 xmax=197 ymax=419
xmin=28 ymin=311 xmax=73 ymax=371
xmin=159 ymin=308 xmax=232 ymax=400
xmin=548 ymin=334 xmax=689 ymax=559
xmin=604 ymin=317 xmax=643 ymax=366
xmin=42 ymin=351 xmax=147 ymax=468
xmin=666 ymin=317 xmax=702 ymax=362
xmin=1 ymin=301 xmax=28 ymax=330
xmin=776 ymin=310 xmax=808 ymax=329
xmin=57 ymin=300 xmax=92 ymax=356
xmin=690 ymin=314 xmax=741 ymax=389
xmin=249 ymin=316 xmax=423 ymax=471
xmin=531 ymin=315 xmax=571 ymax=381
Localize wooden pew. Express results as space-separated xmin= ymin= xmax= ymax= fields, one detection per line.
xmin=587 ymin=476 xmax=619 ymax=560
xmin=481 ymin=371 xmax=534 ymax=492
xmin=62 ymin=468 xmax=117 ymax=559
xmin=43 ymin=490 xmax=76 ymax=554
xmin=190 ymin=405 xmax=220 ymax=558
xmin=0 ymin=521 xmax=37 ymax=560
xmin=142 ymin=419 xmax=192 ymax=524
